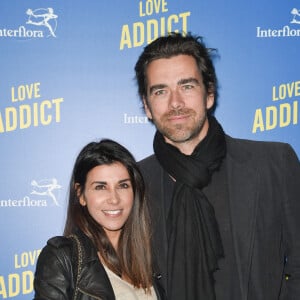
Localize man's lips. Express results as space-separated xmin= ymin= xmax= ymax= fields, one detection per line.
xmin=165 ymin=109 xmax=193 ymax=122
xmin=167 ymin=113 xmax=191 ymax=123
xmin=168 ymin=114 xmax=189 ymax=120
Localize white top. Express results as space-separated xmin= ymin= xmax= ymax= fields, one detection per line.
xmin=104 ymin=265 xmax=158 ymax=300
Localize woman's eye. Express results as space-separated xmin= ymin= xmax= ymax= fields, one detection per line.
xmin=119 ymin=183 xmax=130 ymax=189
xmin=95 ymin=184 xmax=106 ymax=190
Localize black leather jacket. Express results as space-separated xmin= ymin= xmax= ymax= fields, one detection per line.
xmin=33 ymin=230 xmax=165 ymax=299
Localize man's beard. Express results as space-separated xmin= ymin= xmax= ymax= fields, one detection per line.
xmin=153 ymin=108 xmax=207 ymax=144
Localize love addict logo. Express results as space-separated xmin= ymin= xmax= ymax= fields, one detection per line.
xmin=0 ymin=82 xmax=64 ymax=134
xmin=120 ymin=0 xmax=191 ymax=50
xmin=0 ymin=249 xmax=41 ymax=298
xmin=252 ymin=80 xmax=299 ymax=133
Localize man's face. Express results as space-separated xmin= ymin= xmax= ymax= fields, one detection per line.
xmin=144 ymin=54 xmax=214 ymax=153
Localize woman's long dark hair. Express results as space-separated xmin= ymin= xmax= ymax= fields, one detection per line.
xmin=64 ymin=139 xmax=153 ymax=290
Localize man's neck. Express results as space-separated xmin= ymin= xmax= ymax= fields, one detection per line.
xmin=171 ymin=140 xmax=199 ymax=155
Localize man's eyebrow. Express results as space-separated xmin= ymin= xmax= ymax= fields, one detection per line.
xmin=149 ymin=84 xmax=167 ymax=95
xmin=177 ymin=77 xmax=200 ymax=85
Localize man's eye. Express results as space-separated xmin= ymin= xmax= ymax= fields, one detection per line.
xmin=182 ymin=84 xmax=194 ymax=90
xmin=154 ymin=89 xmax=165 ymax=96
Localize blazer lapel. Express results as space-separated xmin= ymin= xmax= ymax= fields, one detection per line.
xmin=226 ymin=141 xmax=260 ymax=299
xmin=147 ymin=160 xmax=169 ymax=288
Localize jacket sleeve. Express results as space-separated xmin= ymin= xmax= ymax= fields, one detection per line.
xmin=33 ymin=236 xmax=73 ymax=300
xmin=282 ymin=144 xmax=300 ymax=299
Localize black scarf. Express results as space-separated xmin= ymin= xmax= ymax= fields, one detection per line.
xmin=153 ymin=116 xmax=226 ymax=300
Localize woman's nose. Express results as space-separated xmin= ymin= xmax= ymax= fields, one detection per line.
xmin=107 ymin=189 xmax=120 ymax=204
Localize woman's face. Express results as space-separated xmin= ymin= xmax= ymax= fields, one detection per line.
xmin=79 ymin=162 xmax=134 ymax=246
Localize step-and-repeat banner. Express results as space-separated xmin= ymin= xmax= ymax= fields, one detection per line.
xmin=0 ymin=0 xmax=299 ymax=298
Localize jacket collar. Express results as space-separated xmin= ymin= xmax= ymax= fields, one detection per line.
xmin=74 ymin=230 xmax=116 ymax=299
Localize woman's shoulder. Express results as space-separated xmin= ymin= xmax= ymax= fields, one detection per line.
xmin=47 ymin=235 xmax=71 ymax=248
xmin=37 ymin=235 xmax=74 ymax=266
xmin=34 ymin=236 xmax=75 ymax=298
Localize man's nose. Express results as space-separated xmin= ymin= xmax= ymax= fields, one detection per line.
xmin=169 ymin=90 xmax=184 ymax=109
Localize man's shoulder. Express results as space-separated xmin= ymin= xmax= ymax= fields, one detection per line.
xmin=226 ymin=135 xmax=291 ymax=152
xmin=138 ymin=154 xmax=163 ymax=180
xmin=139 ymin=153 xmax=156 ymax=163
xmin=225 ymin=135 xmax=298 ymax=163
xmin=139 ymin=154 xmax=159 ymax=169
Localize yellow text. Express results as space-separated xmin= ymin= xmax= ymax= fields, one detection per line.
xmin=0 ymin=98 xmax=64 ymax=133
xmin=120 ymin=12 xmax=191 ymax=50
xmin=252 ymin=100 xmax=298 ymax=133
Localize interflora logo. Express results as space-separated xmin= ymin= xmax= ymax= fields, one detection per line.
xmin=0 ymin=178 xmax=62 ymax=207
xmin=256 ymin=7 xmax=300 ymax=38
xmin=0 ymin=7 xmax=58 ymax=39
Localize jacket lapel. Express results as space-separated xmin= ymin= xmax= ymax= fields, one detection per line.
xmin=226 ymin=138 xmax=260 ymax=299
xmin=76 ymin=232 xmax=116 ymax=299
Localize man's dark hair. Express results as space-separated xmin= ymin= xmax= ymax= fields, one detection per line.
xmin=134 ymin=32 xmax=219 ymax=112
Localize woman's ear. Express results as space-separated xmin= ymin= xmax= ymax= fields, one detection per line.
xmin=79 ymin=195 xmax=86 ymax=206
xmin=75 ymin=183 xmax=86 ymax=206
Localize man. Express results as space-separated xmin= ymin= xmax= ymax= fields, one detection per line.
xmin=134 ymin=32 xmax=300 ymax=300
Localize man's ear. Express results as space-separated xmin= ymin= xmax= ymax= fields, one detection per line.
xmin=143 ymin=97 xmax=153 ymax=120
xmin=206 ymin=93 xmax=215 ymax=110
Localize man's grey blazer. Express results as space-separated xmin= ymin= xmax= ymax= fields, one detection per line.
xmin=139 ymin=135 xmax=300 ymax=300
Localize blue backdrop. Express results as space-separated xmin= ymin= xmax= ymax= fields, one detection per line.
xmin=0 ymin=0 xmax=299 ymax=298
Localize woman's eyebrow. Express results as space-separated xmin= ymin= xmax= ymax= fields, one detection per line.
xmin=118 ymin=178 xmax=131 ymax=184
xmin=91 ymin=181 xmax=107 ymax=185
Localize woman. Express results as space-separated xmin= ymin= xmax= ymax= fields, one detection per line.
xmin=34 ymin=139 xmax=165 ymax=299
